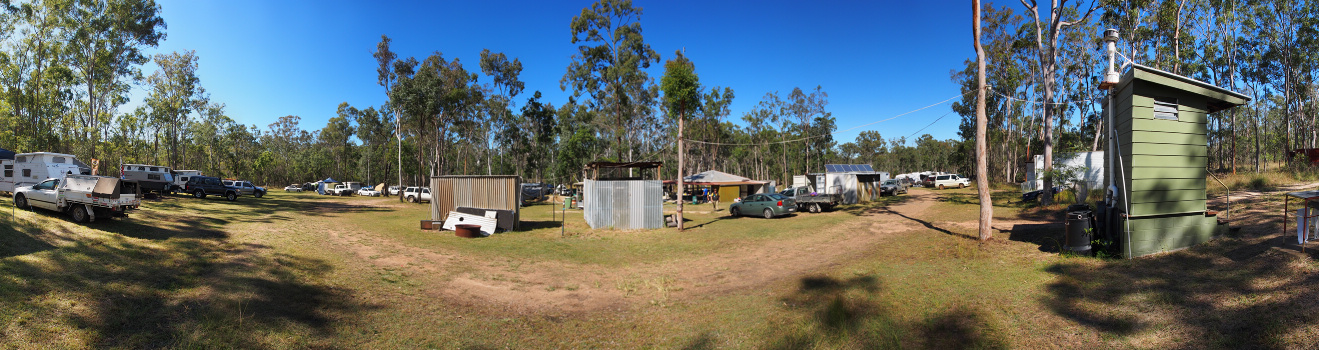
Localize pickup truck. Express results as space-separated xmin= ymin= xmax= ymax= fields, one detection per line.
xmin=13 ymin=175 xmax=140 ymax=223
xmin=330 ymin=184 xmax=355 ymax=196
xmin=183 ymin=176 xmax=241 ymax=201
xmin=778 ymin=186 xmax=842 ymax=213
xmin=880 ymin=179 xmax=908 ymax=196
xmin=403 ymin=186 xmax=431 ymax=203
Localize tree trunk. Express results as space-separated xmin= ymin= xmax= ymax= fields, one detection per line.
xmin=974 ymin=0 xmax=993 ymax=241
xmin=677 ymin=111 xmax=686 ymax=231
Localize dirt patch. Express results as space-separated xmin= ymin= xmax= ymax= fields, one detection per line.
xmin=303 ymin=193 xmax=944 ymax=315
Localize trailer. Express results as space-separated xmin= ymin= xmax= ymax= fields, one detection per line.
xmin=120 ymin=163 xmax=175 ymax=194
xmin=170 ymin=170 xmax=203 ymax=192
xmin=1 ymin=152 xmax=89 ymax=193
xmin=13 ymin=174 xmax=140 ymax=223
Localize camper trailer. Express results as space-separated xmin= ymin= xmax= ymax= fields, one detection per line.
xmin=2 ymin=152 xmax=89 ymax=192
xmin=170 ymin=170 xmax=203 ymax=192
xmin=120 ymin=164 xmax=175 ymax=194
xmin=1 ymin=159 xmax=13 ymax=194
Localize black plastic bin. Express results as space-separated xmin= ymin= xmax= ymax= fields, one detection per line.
xmin=1064 ymin=204 xmax=1093 ymax=254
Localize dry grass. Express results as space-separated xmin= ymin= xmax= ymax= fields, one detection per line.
xmin=2 ymin=182 xmax=1318 ymax=348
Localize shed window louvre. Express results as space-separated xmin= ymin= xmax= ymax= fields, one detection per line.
xmin=1153 ymin=99 xmax=1179 ymax=121
xmin=53 ymin=157 xmax=66 ymax=163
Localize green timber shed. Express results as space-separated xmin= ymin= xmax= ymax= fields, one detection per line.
xmin=1104 ymin=64 xmax=1249 ymax=258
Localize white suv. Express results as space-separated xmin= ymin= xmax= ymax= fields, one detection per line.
xmin=403 ymin=186 xmax=431 ymax=203
xmin=930 ymin=174 xmax=971 ymax=190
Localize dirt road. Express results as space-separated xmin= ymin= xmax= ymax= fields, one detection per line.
xmin=316 ymin=191 xmax=957 ymax=314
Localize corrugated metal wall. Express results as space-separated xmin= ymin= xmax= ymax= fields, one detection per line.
xmin=583 ymin=180 xmax=664 ymax=230
xmin=430 ymin=176 xmax=522 ymax=228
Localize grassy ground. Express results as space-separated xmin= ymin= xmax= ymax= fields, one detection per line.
xmin=2 ymin=184 xmax=1318 ymax=349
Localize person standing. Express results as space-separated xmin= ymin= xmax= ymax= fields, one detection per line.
xmin=710 ymin=189 xmax=718 ymax=211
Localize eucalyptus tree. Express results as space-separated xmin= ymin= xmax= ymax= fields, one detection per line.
xmin=354 ymin=106 xmax=390 ymax=185
xmin=66 ymin=0 xmax=164 ymax=171
xmin=1020 ymin=0 xmax=1101 ymax=205
xmin=561 ymin=0 xmax=660 ymax=162
xmin=4 ymin=0 xmax=75 ymax=152
xmin=520 ymin=91 xmax=557 ymax=181
xmin=479 ymin=49 xmax=523 ymax=175
xmin=324 ymin=103 xmax=357 ymax=179
xmin=660 ymin=49 xmax=700 ymax=231
xmin=144 ymin=50 xmax=202 ymax=168
xmin=394 ymin=52 xmax=479 ymax=177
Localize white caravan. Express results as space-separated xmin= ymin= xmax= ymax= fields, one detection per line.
xmin=1 ymin=158 xmax=13 ymax=194
xmin=1 ymin=152 xmax=88 ymax=193
xmin=170 ymin=170 xmax=203 ymax=192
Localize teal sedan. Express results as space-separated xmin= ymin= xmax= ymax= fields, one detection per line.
xmin=729 ymin=193 xmax=797 ymax=219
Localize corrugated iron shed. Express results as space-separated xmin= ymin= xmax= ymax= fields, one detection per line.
xmin=430 ymin=175 xmax=522 ymax=230
xmin=583 ymin=179 xmax=664 ymax=229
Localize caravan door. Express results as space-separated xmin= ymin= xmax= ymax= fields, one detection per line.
xmin=0 ymin=159 xmax=13 ymax=192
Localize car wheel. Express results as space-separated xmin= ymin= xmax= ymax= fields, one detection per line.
xmin=938 ymin=184 xmax=945 ymax=190
xmin=14 ymin=194 xmax=28 ymax=210
xmin=763 ymin=209 xmax=774 ymax=219
xmin=809 ymin=203 xmax=821 ymax=213
xmin=960 ymin=183 xmax=966 ymax=189
xmin=194 ymin=190 xmax=206 ymax=199
xmin=408 ymin=196 xmax=417 ymax=203
xmin=730 ymin=207 xmax=740 ymax=217
xmin=255 ymin=191 xmax=264 ymax=198
xmin=70 ymin=205 xmax=88 ymax=223
xmin=226 ymin=192 xmax=237 ymax=201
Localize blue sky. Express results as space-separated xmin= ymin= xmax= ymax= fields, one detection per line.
xmin=132 ymin=0 xmax=977 ymax=145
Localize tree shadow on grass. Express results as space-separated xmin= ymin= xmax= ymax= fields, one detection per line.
xmin=0 ymin=215 xmax=57 ymax=258
xmin=840 ymin=195 xmax=914 ymax=217
xmin=1006 ymin=223 xmax=1064 ymax=253
xmin=1042 ymin=235 xmax=1319 ymax=348
xmin=756 ymin=274 xmax=1007 ymax=349
xmin=0 ymin=229 xmax=377 ymax=348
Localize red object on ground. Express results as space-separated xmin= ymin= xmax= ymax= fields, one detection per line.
xmin=454 ymin=224 xmax=481 ymax=238
xmin=1291 ymin=148 xmax=1319 ymax=166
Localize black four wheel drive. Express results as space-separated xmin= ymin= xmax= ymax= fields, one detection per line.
xmin=182 ymin=176 xmax=241 ymax=201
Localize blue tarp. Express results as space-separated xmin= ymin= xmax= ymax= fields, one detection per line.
xmin=0 ymin=148 xmax=14 ymax=160
xmin=316 ymin=178 xmax=340 ymax=195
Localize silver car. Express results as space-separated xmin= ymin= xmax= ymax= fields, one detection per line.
xmin=223 ymin=180 xmax=266 ymax=198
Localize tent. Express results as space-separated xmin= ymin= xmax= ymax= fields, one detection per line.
xmin=665 ymin=170 xmax=767 ymax=203
xmin=316 ymin=177 xmax=340 ymax=195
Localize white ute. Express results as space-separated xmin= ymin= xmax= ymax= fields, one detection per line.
xmin=14 ymin=175 xmax=141 ymax=223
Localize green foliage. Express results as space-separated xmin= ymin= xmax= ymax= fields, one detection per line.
xmin=660 ymin=51 xmax=700 ymax=121
xmin=562 ymin=0 xmax=660 ymax=161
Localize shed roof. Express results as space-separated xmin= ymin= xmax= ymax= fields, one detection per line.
xmin=583 ymin=161 xmax=663 ymax=170
xmin=1120 ymin=64 xmax=1250 ymax=113
xmin=664 ymin=170 xmax=766 ymax=186
xmin=430 ymin=175 xmax=521 ymax=179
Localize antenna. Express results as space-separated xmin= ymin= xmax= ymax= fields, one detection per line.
xmin=1100 ymin=29 xmax=1120 ymax=90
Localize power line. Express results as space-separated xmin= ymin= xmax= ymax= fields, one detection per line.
xmin=987 ymin=87 xmax=1101 ymax=105
xmin=908 ymin=109 xmax=957 ymax=138
xmin=681 ymin=91 xmax=973 ymax=147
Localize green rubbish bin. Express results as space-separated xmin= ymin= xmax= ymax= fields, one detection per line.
xmin=563 ymin=197 xmax=573 ymax=209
